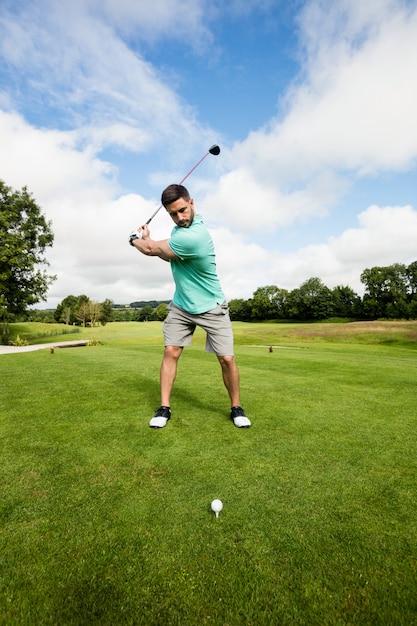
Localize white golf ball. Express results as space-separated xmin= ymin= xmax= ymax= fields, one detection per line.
xmin=211 ymin=499 xmax=223 ymax=517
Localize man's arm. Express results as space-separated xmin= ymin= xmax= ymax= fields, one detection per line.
xmin=131 ymin=225 xmax=178 ymax=261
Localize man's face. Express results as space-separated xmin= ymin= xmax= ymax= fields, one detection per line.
xmin=166 ymin=197 xmax=195 ymax=228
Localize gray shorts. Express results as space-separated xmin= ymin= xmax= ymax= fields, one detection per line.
xmin=163 ymin=301 xmax=234 ymax=356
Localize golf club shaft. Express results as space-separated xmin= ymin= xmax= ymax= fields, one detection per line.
xmin=178 ymin=151 xmax=211 ymax=186
xmin=145 ymin=148 xmax=214 ymax=225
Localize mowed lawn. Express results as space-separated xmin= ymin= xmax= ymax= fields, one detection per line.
xmin=1 ymin=321 xmax=416 ymax=625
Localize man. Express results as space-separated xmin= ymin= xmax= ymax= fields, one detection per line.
xmin=129 ymin=184 xmax=251 ymax=429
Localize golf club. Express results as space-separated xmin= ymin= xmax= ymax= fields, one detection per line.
xmin=144 ymin=144 xmax=220 ymax=225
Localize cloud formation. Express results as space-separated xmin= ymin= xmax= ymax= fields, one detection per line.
xmin=214 ymin=0 xmax=417 ymax=223
xmin=0 ymin=0 xmax=416 ymax=308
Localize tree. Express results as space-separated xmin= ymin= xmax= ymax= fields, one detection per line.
xmin=228 ymin=298 xmax=252 ymax=321
xmin=250 ymin=285 xmax=289 ymax=320
xmin=136 ymin=305 xmax=156 ymax=321
xmin=113 ymin=308 xmax=135 ymax=322
xmin=75 ymin=301 xmax=90 ymax=327
xmin=0 ymin=181 xmax=55 ymax=343
xmin=287 ymin=277 xmax=334 ymax=321
xmin=406 ymin=261 xmax=417 ymax=319
xmin=361 ymin=264 xmax=408 ymax=319
xmin=54 ymin=295 xmax=79 ymax=324
xmin=89 ymin=301 xmax=102 ymax=327
xmin=54 ymin=294 xmax=89 ymax=325
xmin=406 ymin=261 xmax=417 ymax=295
xmin=100 ymin=298 xmax=114 ymax=325
xmin=155 ymin=302 xmax=169 ymax=321
xmin=73 ymin=298 xmax=102 ymax=327
xmin=331 ymin=285 xmax=362 ymax=318
xmin=27 ymin=309 xmax=55 ymax=323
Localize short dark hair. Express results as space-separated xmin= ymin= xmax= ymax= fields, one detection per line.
xmin=161 ymin=184 xmax=190 ymax=208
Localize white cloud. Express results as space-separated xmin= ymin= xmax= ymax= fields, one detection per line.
xmin=0 ymin=111 xmax=115 ymax=204
xmin=201 ymin=167 xmax=345 ymax=231
xmin=1 ymin=0 xmax=417 ymax=310
xmin=331 ymin=204 xmax=417 ymax=265
xmin=229 ymin=0 xmax=417 ymax=215
xmin=0 ymin=0 xmax=211 ymax=156
xmin=296 ymin=1 xmax=417 ymax=173
xmin=213 ymin=203 xmax=417 ymax=299
xmin=93 ymin=0 xmax=212 ymax=48
xmin=0 ymin=110 xmax=174 ymax=307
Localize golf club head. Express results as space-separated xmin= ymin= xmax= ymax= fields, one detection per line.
xmin=144 ymin=145 xmax=221 ymax=225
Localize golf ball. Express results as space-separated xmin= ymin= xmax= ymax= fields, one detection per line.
xmin=211 ymin=499 xmax=223 ymax=517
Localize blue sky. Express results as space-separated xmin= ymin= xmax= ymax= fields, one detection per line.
xmin=1 ymin=0 xmax=417 ymax=308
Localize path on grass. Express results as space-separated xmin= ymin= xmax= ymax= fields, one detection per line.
xmin=0 ymin=340 xmax=89 ymax=355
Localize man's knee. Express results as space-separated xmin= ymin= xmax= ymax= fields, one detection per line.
xmin=217 ymin=354 xmax=235 ymax=368
xmin=164 ymin=346 xmax=183 ymax=360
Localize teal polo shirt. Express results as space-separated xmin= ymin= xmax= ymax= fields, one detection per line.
xmin=168 ymin=215 xmax=225 ymax=314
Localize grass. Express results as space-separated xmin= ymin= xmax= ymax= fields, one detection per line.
xmin=1 ymin=322 xmax=417 ymax=625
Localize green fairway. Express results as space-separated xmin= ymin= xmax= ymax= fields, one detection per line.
xmin=1 ymin=322 xmax=416 ymax=625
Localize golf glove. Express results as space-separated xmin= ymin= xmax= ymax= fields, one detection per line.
xmin=129 ymin=230 xmax=142 ymax=246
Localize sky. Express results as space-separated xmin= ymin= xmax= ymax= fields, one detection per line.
xmin=1 ymin=0 xmax=417 ymax=308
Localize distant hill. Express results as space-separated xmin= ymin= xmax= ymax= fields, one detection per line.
xmin=113 ymin=300 xmax=170 ymax=309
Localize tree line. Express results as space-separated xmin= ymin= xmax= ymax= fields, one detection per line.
xmin=228 ymin=261 xmax=417 ymax=321
xmin=29 ymin=260 xmax=417 ymax=326
xmin=2 ymin=179 xmax=417 ymax=344
xmin=44 ymin=295 xmax=169 ymax=324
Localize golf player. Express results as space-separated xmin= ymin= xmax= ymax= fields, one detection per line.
xmin=129 ymin=184 xmax=251 ymax=429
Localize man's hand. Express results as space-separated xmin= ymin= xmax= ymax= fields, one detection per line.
xmin=129 ymin=224 xmax=151 ymax=246
xmin=128 ymin=226 xmax=174 ymax=260
xmin=129 ymin=230 xmax=142 ymax=246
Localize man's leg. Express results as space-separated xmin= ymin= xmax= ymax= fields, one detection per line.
xmin=160 ymin=345 xmax=183 ymax=407
xmin=217 ymin=355 xmax=251 ymax=428
xmin=149 ymin=345 xmax=183 ymax=428
xmin=217 ymin=355 xmax=240 ymax=407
